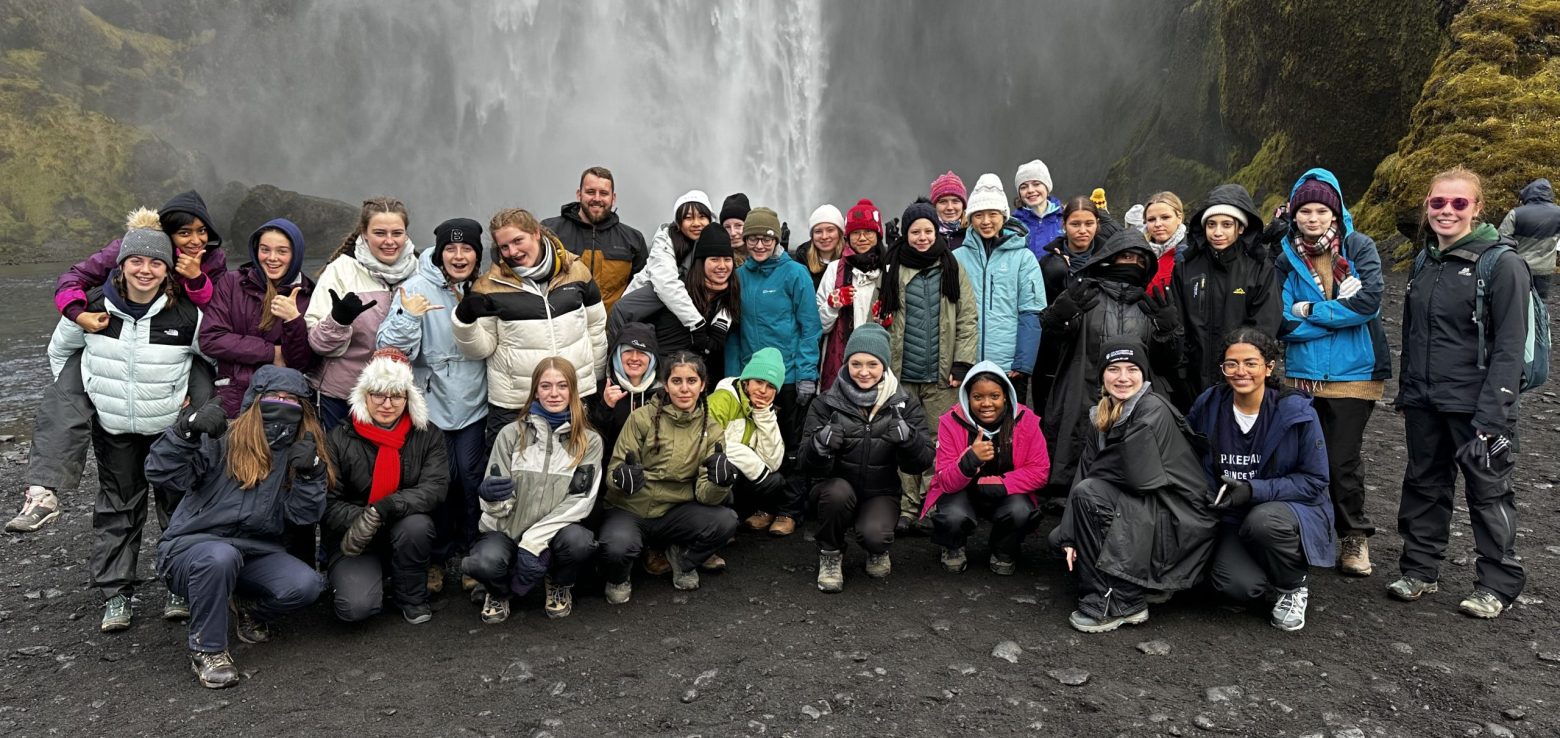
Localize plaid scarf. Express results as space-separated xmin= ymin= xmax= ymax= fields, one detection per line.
xmin=1298 ymin=225 xmax=1351 ymax=295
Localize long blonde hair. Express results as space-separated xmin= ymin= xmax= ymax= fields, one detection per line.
xmin=518 ymin=357 xmax=593 ymax=467
xmin=225 ymin=400 xmax=336 ymax=490
xmin=1093 ymin=392 xmax=1128 ymax=433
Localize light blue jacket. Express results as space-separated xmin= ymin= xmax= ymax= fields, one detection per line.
xmin=729 ymin=249 xmax=822 ymax=384
xmin=954 ymin=220 xmax=1047 ymax=374
xmin=377 ymin=248 xmax=489 ymax=430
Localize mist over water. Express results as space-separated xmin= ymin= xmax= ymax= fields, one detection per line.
xmin=171 ymin=0 xmax=1173 ymax=233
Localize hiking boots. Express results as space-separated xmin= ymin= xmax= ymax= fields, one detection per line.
xmin=100 ymin=594 xmax=132 ymax=632
xmin=229 ymin=597 xmax=271 ymax=644
xmin=1459 ymin=591 xmax=1505 ymax=619
xmin=163 ymin=592 xmax=191 ymax=621
xmin=1068 ymin=608 xmax=1149 ymax=634
xmin=940 ymin=546 xmax=968 ymax=573
xmin=190 ymin=650 xmax=240 ymax=689
xmin=544 ymin=578 xmax=573 ymax=619
xmin=400 ymin=602 xmax=432 ymax=625
xmin=1387 ymin=576 xmax=1439 ymax=602
xmin=6 ymin=486 xmax=60 ymax=533
xmin=667 ymin=545 xmax=700 ymax=591
xmin=1338 ymin=534 xmax=1372 ymax=577
xmin=700 ymin=553 xmax=727 ymax=572
xmin=768 ymin=515 xmax=797 ymax=537
xmin=744 ymin=511 xmax=774 ymax=531
xmin=817 ymin=550 xmax=844 ymax=593
xmin=643 ymin=548 xmax=671 ymax=576
xmin=480 ymin=593 xmax=511 ymax=624
xmin=865 ymin=552 xmax=892 ymax=579
xmin=1271 ymin=587 xmax=1309 ymax=631
xmin=427 ymin=563 xmax=446 ymax=594
xmin=989 ymin=553 xmax=1017 ymax=576
xmin=604 ymin=581 xmax=632 ymax=605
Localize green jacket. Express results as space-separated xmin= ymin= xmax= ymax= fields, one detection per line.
xmin=606 ymin=396 xmax=728 ymax=518
xmin=707 ymin=377 xmax=784 ymax=481
xmin=481 ymin=414 xmax=603 ymax=555
xmin=885 ymin=263 xmax=979 ymax=383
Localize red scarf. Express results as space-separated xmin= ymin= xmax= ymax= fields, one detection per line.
xmin=352 ymin=414 xmax=411 ymax=504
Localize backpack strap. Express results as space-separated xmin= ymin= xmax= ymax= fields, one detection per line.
xmin=1472 ymin=243 xmax=1514 ymax=372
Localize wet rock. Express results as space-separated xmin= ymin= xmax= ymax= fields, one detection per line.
xmin=1449 ymin=556 xmax=1468 ymax=566
xmin=380 ymin=709 xmax=397 ymax=716
xmin=1483 ymin=723 xmax=1514 ymax=738
xmin=192 ymin=700 xmax=230 ymax=713
xmin=228 ymin=185 xmax=356 ymax=262
xmin=549 ymin=682 xmax=565 ymax=696
xmin=0 ymin=435 xmax=14 ymax=443
xmin=949 ymin=663 xmax=976 ymax=676
xmin=1389 ymin=642 xmax=1414 ymax=655
xmin=1515 ymin=595 xmax=1543 ymax=606
xmin=1204 ymin=685 xmax=1243 ymax=703
xmin=22 ymin=591 xmax=40 ymax=600
xmin=1136 ymin=640 xmax=1172 ymax=656
xmin=746 ymin=720 xmax=767 ymax=734
xmin=42 ymin=588 xmax=63 ymax=599
xmin=1502 ymin=708 xmax=1525 ymax=721
xmin=800 ymin=705 xmax=822 ymax=719
xmin=991 ymin=640 xmax=1022 ymax=663
xmin=1047 ymin=668 xmax=1090 ymax=686
xmin=930 ymin=619 xmax=951 ymax=632
xmin=693 ymin=668 xmax=718 ymax=687
xmin=1193 ymin=715 xmax=1217 ymax=730
xmin=1333 ymin=728 xmax=1366 ymax=738
xmin=680 ymin=689 xmax=698 ymax=703
xmin=15 ymin=645 xmax=51 ymax=656
xmin=500 ymin=660 xmax=533 ymax=683
xmin=1537 ymin=652 xmax=1560 ymax=663
xmin=1011 ymin=594 xmax=1037 ymax=605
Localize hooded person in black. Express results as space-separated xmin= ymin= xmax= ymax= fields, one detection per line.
xmin=1498 ymin=178 xmax=1560 ymax=297
xmin=1039 ymin=229 xmax=1181 ymax=495
xmin=1171 ymin=184 xmax=1281 ymax=409
xmin=589 ymin=322 xmax=663 ymax=469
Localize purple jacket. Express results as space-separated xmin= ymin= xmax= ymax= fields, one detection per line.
xmin=56 ymin=240 xmax=227 ymax=319
xmin=200 ymin=266 xmax=317 ymax=416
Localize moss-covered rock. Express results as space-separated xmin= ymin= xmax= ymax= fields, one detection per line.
xmin=1354 ymin=0 xmax=1560 ymax=256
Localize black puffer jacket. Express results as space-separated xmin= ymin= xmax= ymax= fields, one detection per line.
xmin=797 ymin=371 xmax=934 ymax=499
xmin=1171 ymin=184 xmax=1281 ymax=407
xmin=324 ymin=420 xmax=449 ymax=552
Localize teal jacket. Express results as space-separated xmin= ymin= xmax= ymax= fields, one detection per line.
xmin=729 ymin=250 xmax=822 ymax=384
xmin=953 ymin=220 xmax=1047 ymax=374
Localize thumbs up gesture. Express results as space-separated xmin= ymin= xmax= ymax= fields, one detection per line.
xmin=270 ymin=286 xmax=303 ymax=322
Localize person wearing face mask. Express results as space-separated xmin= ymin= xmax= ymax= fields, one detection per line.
xmin=308 ymin=197 xmax=418 ymax=430
xmin=147 ymin=366 xmax=333 ymax=689
xmin=1040 ymin=229 xmax=1181 ymax=495
xmin=817 ymin=199 xmax=888 ymax=392
xmin=1034 ymin=197 xmax=1116 ymax=406
xmin=609 ymin=224 xmax=740 ymax=373
xmin=1170 ymin=184 xmax=1280 ymax=409
xmin=953 ymin=174 xmax=1046 ymax=407
xmin=543 ymin=167 xmax=648 ymax=314
xmin=719 ymin=193 xmax=751 ymax=267
xmin=378 ymin=218 xmax=491 ymax=595
xmin=798 ymin=325 xmax=934 ymax=592
xmin=930 ymin=171 xmax=969 ymax=248
xmin=1272 ymin=169 xmax=1391 ymax=579
xmin=879 ymin=198 xmax=979 ymax=534
xmin=1141 ymin=192 xmax=1187 ymax=292
xmin=923 ymin=364 xmax=1049 ymax=575
xmin=1050 ymin=341 xmax=1213 ymax=633
xmin=616 ymin=190 xmax=722 ymax=353
xmin=794 ymin=204 xmax=847 ymax=290
xmin=1011 ymin=159 xmax=1065 ymax=260
xmin=710 ymin=348 xmax=793 ymax=536
xmin=453 ymin=208 xmax=608 ymax=447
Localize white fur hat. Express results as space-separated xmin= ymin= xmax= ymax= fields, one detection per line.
xmin=966 ymin=173 xmax=1010 ymax=219
xmin=349 ymin=349 xmax=429 ymax=429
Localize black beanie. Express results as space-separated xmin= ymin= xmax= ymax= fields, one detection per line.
xmin=719 ymin=192 xmax=751 ymax=223
xmin=1099 ymin=338 xmax=1151 ymax=379
xmin=693 ymin=222 xmax=735 ymax=260
xmin=433 ymin=218 xmax=484 ymax=271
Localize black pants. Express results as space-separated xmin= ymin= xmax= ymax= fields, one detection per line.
xmin=732 ymin=472 xmax=802 ymax=520
xmin=90 ymin=424 xmax=167 ymax=600
xmin=1056 ymin=479 xmax=1145 ymax=620
xmin=436 ymin=421 xmax=487 ymax=561
xmin=484 ymin=403 xmax=521 ymax=452
xmin=811 ymin=479 xmax=898 ymax=554
xmin=1398 ymin=408 xmax=1525 ymax=603
xmin=163 ymin=541 xmax=324 ymax=652
xmin=1533 ymin=274 xmax=1551 ymax=299
xmin=464 ymin=525 xmax=596 ymax=594
xmin=327 ymin=513 xmax=436 ymax=621
xmin=776 ymin=383 xmax=811 ymax=523
xmin=1313 ymin=396 xmax=1376 ymax=536
xmin=1209 ymin=502 xmax=1308 ymax=601
xmin=597 ymin=504 xmax=739 ymax=584
xmin=26 ymin=352 xmax=94 ymax=493
xmin=929 ymin=487 xmax=1042 ymax=558
xmin=318 ymin=394 xmax=351 ymax=433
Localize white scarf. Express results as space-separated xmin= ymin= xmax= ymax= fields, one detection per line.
xmin=355 ymin=236 xmax=419 ymax=285
xmin=1149 ymin=224 xmax=1186 ymax=259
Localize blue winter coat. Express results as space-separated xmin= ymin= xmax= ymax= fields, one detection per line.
xmin=1275 ymin=168 xmax=1392 ymax=382
xmin=729 ymin=249 xmax=822 ymax=383
xmin=1186 ymin=384 xmax=1336 ymax=568
xmin=377 ymin=247 xmax=489 ymax=430
xmin=954 ymin=220 xmax=1047 ymax=374
xmin=1013 ymin=198 xmax=1064 ymax=261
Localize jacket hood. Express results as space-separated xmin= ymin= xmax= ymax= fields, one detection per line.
xmin=957 ymin=360 xmax=1019 ymax=427
xmin=612 ymin=321 xmax=661 ymax=390
xmin=241 ymin=365 xmax=313 ymax=413
xmin=1286 ymin=168 xmax=1354 ymax=236
xmin=1189 ymin=383 xmax=1315 ymax=445
xmin=1187 ymin=184 xmax=1265 ymax=257
xmin=247 ymin=218 xmax=307 ymax=287
xmin=349 ymin=355 xmax=430 ymax=430
xmin=960 ymin=218 xmax=1029 ymax=253
xmin=1081 ymin=228 xmax=1156 ymax=277
xmin=1521 ymin=178 xmax=1554 ymax=205
xmin=159 ymin=190 xmax=223 ymax=250
xmin=740 ymin=246 xmax=796 ymax=275
xmin=558 ymin=200 xmax=622 ymax=230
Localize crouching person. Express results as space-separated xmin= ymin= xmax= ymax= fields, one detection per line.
xmin=325 ymin=349 xmax=449 ymax=624
xmin=798 ymin=324 xmax=934 ymax=593
xmin=598 ymin=352 xmax=738 ymax=603
xmin=709 ymin=348 xmax=796 ymax=536
xmin=1187 ymin=329 xmax=1334 ymax=631
xmin=923 ymin=363 xmax=1050 ymax=575
xmin=148 ymin=366 xmax=333 ymax=689
xmin=464 ymin=358 xmax=602 ymax=624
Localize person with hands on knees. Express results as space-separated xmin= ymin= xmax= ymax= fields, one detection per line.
xmin=952 ymin=174 xmax=1046 ymax=407
xmin=1393 ymin=167 xmax=1532 ymax=619
xmin=462 ymin=357 xmax=602 ymax=624
xmin=798 ymin=324 xmax=934 ymax=593
xmin=923 ymin=364 xmax=1049 ymax=576
xmin=307 ymin=198 xmax=417 ymax=430
xmin=597 ymin=352 xmax=738 ymax=603
xmin=147 ymin=366 xmax=333 ymax=689
xmin=709 ymin=348 xmax=794 ymax=536
xmin=1187 ymin=329 xmax=1334 ymax=632
xmin=816 ymin=199 xmax=887 ymax=392
xmin=1050 ymin=340 xmax=1215 ymax=634
xmin=324 ymin=349 xmax=449 ymax=624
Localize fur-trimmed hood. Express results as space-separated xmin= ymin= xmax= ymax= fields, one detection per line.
xmin=348 ymin=355 xmax=430 ymax=429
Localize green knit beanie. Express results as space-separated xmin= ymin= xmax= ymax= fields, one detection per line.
xmin=742 ymin=207 xmax=782 ymax=239
xmin=739 ymin=347 xmax=786 ymax=390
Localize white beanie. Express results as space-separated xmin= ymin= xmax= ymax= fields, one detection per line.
xmin=1014 ymin=159 xmax=1053 ymax=193
xmin=673 ymin=189 xmax=713 ymax=215
xmin=1200 ymin=204 xmax=1249 ymax=228
xmin=809 ymin=204 xmax=845 ymax=232
xmin=966 ymin=173 xmax=1010 ymax=219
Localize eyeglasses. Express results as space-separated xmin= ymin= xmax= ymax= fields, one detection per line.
xmin=1220 ymin=359 xmax=1268 ymax=375
xmin=368 ymin=392 xmax=407 ymax=405
xmin=1426 ymin=197 xmax=1474 ymax=212
xmin=744 ymin=235 xmax=777 ymax=247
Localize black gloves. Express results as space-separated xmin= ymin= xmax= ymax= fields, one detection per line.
xmin=958 ymin=446 xmax=984 ymax=477
xmin=1049 ymin=280 xmax=1101 ymax=324
xmin=704 ymin=443 xmax=740 ymax=487
xmin=510 ymin=548 xmax=550 ymax=597
xmin=886 ymin=406 xmax=914 ymax=446
xmin=328 ymin=289 xmax=378 ymax=325
xmin=612 ymin=452 xmax=646 ymax=495
xmin=568 ymin=465 xmax=596 ymax=496
xmin=811 ymin=422 xmax=845 ymax=457
xmin=478 ymin=464 xmax=516 ymax=503
xmin=884 ymin=217 xmax=902 ymax=245
xmin=455 ymin=293 xmax=499 ymax=323
xmin=174 ymin=399 xmax=228 ymax=441
xmin=1141 ymin=288 xmax=1180 ymax=335
xmin=1458 ymin=433 xmax=1512 ymax=471
xmin=1213 ymin=475 xmax=1253 ymax=510
xmin=340 ymin=506 xmax=382 ymax=556
xmin=289 ymin=432 xmax=326 ymax=480
xmin=689 ymin=322 xmax=711 ymax=355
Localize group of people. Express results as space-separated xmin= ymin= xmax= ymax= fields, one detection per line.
xmin=6 ymin=159 xmax=1553 ymax=690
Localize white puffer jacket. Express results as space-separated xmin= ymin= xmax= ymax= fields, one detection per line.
xmin=48 ymin=286 xmax=206 ymax=436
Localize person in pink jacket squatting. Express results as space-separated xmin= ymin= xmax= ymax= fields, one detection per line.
xmin=9 ymin=191 xmax=226 ymax=535
xmin=922 ymin=361 xmax=1051 ymax=575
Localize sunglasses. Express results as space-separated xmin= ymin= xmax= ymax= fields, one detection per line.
xmin=1426 ymin=196 xmax=1474 ymax=212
